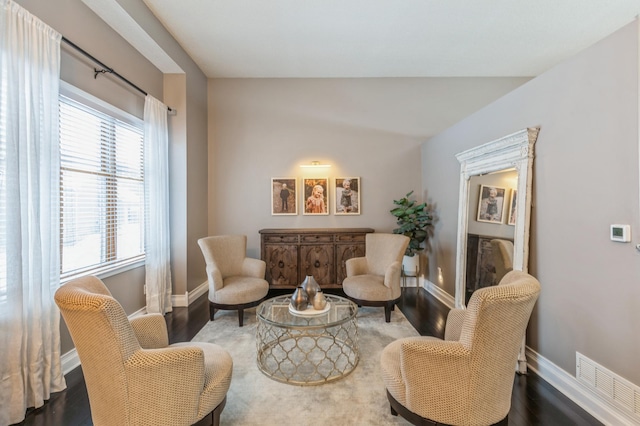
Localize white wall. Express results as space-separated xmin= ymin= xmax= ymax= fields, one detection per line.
xmin=422 ymin=20 xmax=640 ymax=385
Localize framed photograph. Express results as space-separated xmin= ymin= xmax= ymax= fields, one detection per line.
xmin=476 ymin=185 xmax=506 ymax=224
xmin=271 ymin=177 xmax=297 ymax=215
xmin=334 ymin=177 xmax=360 ymax=215
xmin=507 ymin=189 xmax=517 ymax=225
xmin=303 ymin=177 xmax=329 ymax=215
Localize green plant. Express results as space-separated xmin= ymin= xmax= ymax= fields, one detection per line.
xmin=390 ymin=190 xmax=433 ymax=257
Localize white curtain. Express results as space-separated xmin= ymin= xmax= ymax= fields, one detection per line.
xmin=144 ymin=95 xmax=172 ymax=314
xmin=0 ymin=1 xmax=66 ymax=424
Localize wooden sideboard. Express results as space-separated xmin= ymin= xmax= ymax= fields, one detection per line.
xmin=259 ymin=228 xmax=375 ymax=289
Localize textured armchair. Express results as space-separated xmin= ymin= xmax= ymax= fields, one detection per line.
xmin=342 ymin=233 xmax=410 ymax=322
xmin=198 ymin=235 xmax=269 ymax=326
xmin=491 ymin=238 xmax=514 ymax=283
xmin=380 ymin=271 xmax=541 ymax=426
xmin=54 ymin=275 xmax=232 ymax=426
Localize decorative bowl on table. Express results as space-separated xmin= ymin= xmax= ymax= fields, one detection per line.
xmin=288 ymin=302 xmax=331 ymax=317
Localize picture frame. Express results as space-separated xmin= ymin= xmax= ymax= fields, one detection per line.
xmin=302 ymin=177 xmax=329 ymax=215
xmin=271 ymin=177 xmax=297 ymax=215
xmin=476 ymin=185 xmax=506 ymax=224
xmin=334 ymin=177 xmax=360 ymax=215
xmin=507 ymin=189 xmax=517 ymax=226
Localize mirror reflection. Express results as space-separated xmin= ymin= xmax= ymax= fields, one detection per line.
xmin=465 ymin=171 xmax=517 ymax=303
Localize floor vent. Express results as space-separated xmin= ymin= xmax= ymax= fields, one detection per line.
xmin=576 ymin=352 xmax=640 ymax=419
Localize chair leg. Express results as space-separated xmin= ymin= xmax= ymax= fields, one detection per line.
xmin=209 ymin=304 xmax=216 ymax=321
xmin=238 ymin=309 xmax=244 ymax=327
xmin=390 ymin=405 xmax=398 ymax=416
xmin=210 ymin=396 xmax=226 ymax=426
xmin=384 ymin=303 xmax=392 ymax=322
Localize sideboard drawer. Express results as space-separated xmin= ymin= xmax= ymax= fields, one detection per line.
xmin=335 ymin=234 xmax=366 ymax=243
xmin=300 ymin=234 xmax=333 ymax=243
xmin=263 ymin=235 xmax=298 ymax=244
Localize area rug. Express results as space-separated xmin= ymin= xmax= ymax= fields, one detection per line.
xmin=191 ymin=306 xmax=418 ymax=425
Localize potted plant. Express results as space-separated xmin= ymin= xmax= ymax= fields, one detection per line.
xmin=390 ymin=191 xmax=433 ymax=276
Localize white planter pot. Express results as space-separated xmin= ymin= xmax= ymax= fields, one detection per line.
xmin=402 ymin=255 xmax=419 ymax=277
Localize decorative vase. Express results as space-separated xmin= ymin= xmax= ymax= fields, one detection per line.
xmin=291 ymin=286 xmax=309 ymax=311
xmin=301 ymin=275 xmax=321 ymax=301
xmin=312 ymin=290 xmax=327 ymax=310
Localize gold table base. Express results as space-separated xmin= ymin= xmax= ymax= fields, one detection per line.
xmin=256 ymin=295 xmax=359 ymax=385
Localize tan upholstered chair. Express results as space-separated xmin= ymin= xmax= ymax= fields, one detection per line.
xmin=198 ymin=235 xmax=269 ymax=326
xmin=380 ymin=271 xmax=540 ymax=426
xmin=491 ymin=238 xmax=514 ymax=283
xmin=55 ymin=275 xmax=232 ymax=426
xmin=342 ymin=233 xmax=410 ymax=322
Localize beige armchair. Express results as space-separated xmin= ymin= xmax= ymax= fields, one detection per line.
xmin=380 ymin=271 xmax=540 ymax=425
xmin=491 ymin=238 xmax=514 ymax=283
xmin=55 ymin=275 xmax=232 ymax=426
xmin=342 ymin=233 xmax=410 ymax=322
xmin=198 ymin=235 xmax=269 ymax=326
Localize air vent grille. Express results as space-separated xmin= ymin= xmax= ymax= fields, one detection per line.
xmin=576 ymin=352 xmax=640 ymax=418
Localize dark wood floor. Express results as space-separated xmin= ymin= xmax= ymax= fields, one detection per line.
xmin=16 ymin=287 xmax=602 ymax=426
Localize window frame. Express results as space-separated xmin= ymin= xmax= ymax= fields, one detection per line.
xmin=59 ymin=82 xmax=145 ymax=283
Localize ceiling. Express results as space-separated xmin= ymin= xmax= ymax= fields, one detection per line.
xmin=140 ymin=0 xmax=640 ymax=79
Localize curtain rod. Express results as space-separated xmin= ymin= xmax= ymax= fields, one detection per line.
xmin=61 ymin=36 xmax=174 ymax=114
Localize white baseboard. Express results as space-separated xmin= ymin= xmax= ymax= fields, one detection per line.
xmin=171 ymin=281 xmax=208 ymax=307
xmin=421 ymin=277 xmax=455 ymax=309
xmin=61 ymin=348 xmax=80 ymax=375
xmin=188 ymin=281 xmax=209 ymax=305
xmin=526 ymin=347 xmax=640 ymax=425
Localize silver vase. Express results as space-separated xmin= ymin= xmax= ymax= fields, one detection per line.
xmin=312 ymin=290 xmax=327 ymax=310
xmin=291 ymin=286 xmax=309 ymax=311
xmin=301 ymin=275 xmax=321 ymax=301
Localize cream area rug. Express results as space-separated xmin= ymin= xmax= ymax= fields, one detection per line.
xmin=191 ymin=306 xmax=418 ymax=425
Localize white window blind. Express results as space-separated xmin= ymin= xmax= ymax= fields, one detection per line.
xmin=59 ymin=95 xmax=145 ymax=278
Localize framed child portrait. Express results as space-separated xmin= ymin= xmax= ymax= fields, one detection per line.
xmin=334 ymin=177 xmax=360 ymax=215
xmin=271 ymin=177 xmax=297 ymax=215
xmin=476 ymin=185 xmax=506 ymax=224
xmin=303 ymin=177 xmax=329 ymax=215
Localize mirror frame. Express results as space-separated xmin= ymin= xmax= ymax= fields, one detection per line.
xmin=454 ymin=128 xmax=539 ymax=373
xmin=454 ymin=128 xmax=539 ymax=308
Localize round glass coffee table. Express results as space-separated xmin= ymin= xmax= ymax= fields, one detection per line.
xmin=256 ymin=294 xmax=359 ymax=385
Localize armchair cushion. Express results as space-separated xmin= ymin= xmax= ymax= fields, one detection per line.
xmin=341 ymin=274 xmax=392 ymax=301
xmin=210 ymin=276 xmax=269 ymax=305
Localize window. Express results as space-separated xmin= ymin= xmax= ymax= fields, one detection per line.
xmin=59 ymin=91 xmax=145 ymax=279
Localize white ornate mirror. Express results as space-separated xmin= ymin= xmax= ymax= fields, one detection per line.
xmin=454 ymin=127 xmax=539 ymax=373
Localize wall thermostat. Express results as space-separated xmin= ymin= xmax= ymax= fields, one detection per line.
xmin=610 ymin=224 xmax=630 ymax=242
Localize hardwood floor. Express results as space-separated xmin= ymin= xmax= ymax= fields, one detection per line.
xmin=17 ymin=287 xmax=602 ymax=426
